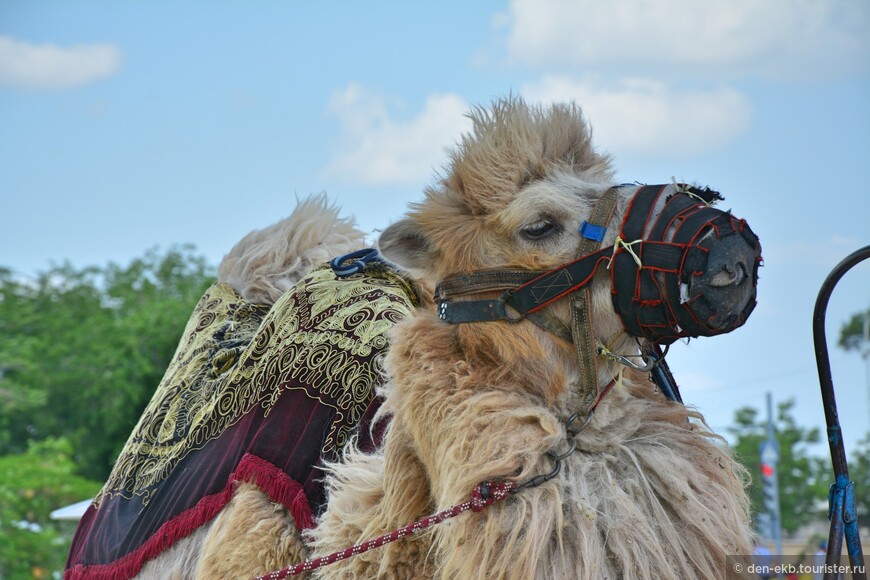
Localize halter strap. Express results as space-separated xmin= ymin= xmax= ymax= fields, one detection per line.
xmin=436 ymin=187 xmax=621 ymax=416
xmin=435 ymin=270 xmax=542 ymax=298
xmin=435 ymin=247 xmax=612 ymax=324
xmin=569 ymin=188 xmax=620 ymax=412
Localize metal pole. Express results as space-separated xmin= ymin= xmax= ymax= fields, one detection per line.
xmin=813 ymin=245 xmax=869 ymax=580
xmin=864 ymin=310 xmax=869 ymax=428
xmin=765 ymin=392 xmax=783 ymax=559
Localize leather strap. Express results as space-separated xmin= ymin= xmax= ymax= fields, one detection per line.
xmin=437 ymin=247 xmax=613 ymax=325
xmin=436 ymin=188 xmax=619 ymax=350
xmin=436 ymin=270 xmax=542 ymax=298
xmin=527 ymin=310 xmax=573 ymax=343
xmin=569 ymin=187 xmax=620 ymax=413
xmin=571 ymin=289 xmax=600 ymax=411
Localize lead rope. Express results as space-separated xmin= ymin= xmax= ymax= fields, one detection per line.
xmin=252 ymin=481 xmax=515 ymax=579
xmin=253 ymin=372 xmax=623 ymax=580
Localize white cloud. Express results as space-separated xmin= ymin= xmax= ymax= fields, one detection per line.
xmin=0 ymin=36 xmax=122 ymax=90
xmin=522 ymin=76 xmax=751 ymax=157
xmin=326 ymin=84 xmax=472 ymax=185
xmin=505 ymin=0 xmax=869 ymax=80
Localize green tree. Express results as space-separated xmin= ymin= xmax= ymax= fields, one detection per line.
xmin=849 ymin=434 xmax=870 ymax=530
xmin=728 ymin=399 xmax=829 ymax=535
xmin=838 ymin=308 xmax=869 ymax=352
xmin=0 ymin=246 xmax=214 ymax=480
xmin=0 ymin=438 xmax=102 ymax=579
xmin=837 ymin=309 xmax=869 ymax=528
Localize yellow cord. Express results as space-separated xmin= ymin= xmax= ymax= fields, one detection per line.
xmin=597 ymin=341 xmax=613 ymax=360
xmin=596 ymin=341 xmax=626 ymax=364
xmin=597 ymin=342 xmax=626 ymax=389
xmin=672 ymin=177 xmax=712 ymax=206
xmin=607 ymin=236 xmax=642 ymax=270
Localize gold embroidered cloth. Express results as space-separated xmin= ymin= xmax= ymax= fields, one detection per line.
xmin=66 ymin=261 xmax=418 ymax=576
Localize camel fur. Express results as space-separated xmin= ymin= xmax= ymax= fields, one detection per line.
xmin=308 ymin=99 xmax=754 ymax=578
xmin=95 ymin=98 xmax=755 ymax=579
xmin=218 ymin=193 xmax=366 ymax=305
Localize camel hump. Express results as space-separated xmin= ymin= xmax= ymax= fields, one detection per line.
xmin=218 ymin=193 xmax=366 ymax=304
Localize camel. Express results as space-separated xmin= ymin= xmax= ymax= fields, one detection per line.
xmin=66 ymin=98 xmax=761 ymax=579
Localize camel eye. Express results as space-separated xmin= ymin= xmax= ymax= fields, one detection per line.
xmin=521 ymin=220 xmax=561 ymax=241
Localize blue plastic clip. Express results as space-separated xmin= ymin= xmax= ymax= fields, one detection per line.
xmin=330 ymin=248 xmax=381 ymax=277
xmin=579 ymin=221 xmax=606 ymax=242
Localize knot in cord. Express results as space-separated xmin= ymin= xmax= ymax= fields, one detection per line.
xmin=672 ymin=177 xmax=714 ymax=206
xmin=607 ymin=236 xmax=643 ymax=269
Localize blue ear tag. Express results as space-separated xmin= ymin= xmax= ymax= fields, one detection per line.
xmin=579 ymin=221 xmax=606 ymax=242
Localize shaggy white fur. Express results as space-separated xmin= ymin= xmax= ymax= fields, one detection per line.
xmin=218 ymin=193 xmax=365 ymax=304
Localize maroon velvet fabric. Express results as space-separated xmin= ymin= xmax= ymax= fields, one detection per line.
xmin=65 ymin=263 xmax=416 ymax=579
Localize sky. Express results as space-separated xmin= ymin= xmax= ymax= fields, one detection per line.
xmin=1 ymin=1 xmax=869 ymax=460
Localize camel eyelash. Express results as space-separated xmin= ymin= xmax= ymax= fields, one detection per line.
xmin=520 ymin=218 xmax=562 ymax=241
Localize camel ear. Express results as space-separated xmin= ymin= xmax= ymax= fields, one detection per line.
xmin=378 ymin=218 xmax=434 ymax=273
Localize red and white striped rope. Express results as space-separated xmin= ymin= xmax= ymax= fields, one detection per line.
xmin=252 ymin=480 xmax=515 ymax=580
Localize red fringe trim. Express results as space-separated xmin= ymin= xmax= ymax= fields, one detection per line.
xmin=233 ymin=453 xmax=316 ymax=530
xmin=64 ymin=453 xmax=315 ymax=580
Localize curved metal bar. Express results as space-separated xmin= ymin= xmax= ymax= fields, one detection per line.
xmin=813 ymin=245 xmax=869 ymax=580
xmin=548 ymin=438 xmax=578 ymax=462
xmin=596 ymin=343 xmax=657 ymax=372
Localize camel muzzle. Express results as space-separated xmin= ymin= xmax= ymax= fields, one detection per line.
xmin=609 ymin=183 xmax=762 ymax=344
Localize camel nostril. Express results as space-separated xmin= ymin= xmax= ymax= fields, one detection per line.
xmin=685 ymin=231 xmax=760 ymax=331
xmin=707 ymin=257 xmax=750 ymax=288
xmin=709 ymin=264 xmax=740 ymax=287
xmin=736 ymin=261 xmax=748 ymax=285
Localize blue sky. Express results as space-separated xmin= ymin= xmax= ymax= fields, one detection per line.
xmin=1 ymin=1 xmax=869 ymax=457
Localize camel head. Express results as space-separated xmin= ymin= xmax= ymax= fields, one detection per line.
xmin=379 ymin=98 xmax=761 ymax=376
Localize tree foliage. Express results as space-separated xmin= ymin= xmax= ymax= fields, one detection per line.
xmin=849 ymin=434 xmax=870 ymax=530
xmin=838 ymin=308 xmax=870 ymax=352
xmin=728 ymin=399 xmax=829 ymax=536
xmin=836 ymin=309 xmax=870 ymax=528
xmin=0 ymin=437 xmax=102 ymax=579
xmin=0 ymin=246 xmax=214 ymax=480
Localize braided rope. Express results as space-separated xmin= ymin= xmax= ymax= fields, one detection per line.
xmin=253 ymin=480 xmax=515 ymax=580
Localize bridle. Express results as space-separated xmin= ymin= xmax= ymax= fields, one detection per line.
xmin=435 ymin=182 xmax=762 ymax=417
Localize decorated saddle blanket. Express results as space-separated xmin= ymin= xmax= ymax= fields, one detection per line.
xmin=65 ymin=260 xmax=419 ymax=579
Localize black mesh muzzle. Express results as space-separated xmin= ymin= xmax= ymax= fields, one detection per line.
xmin=610 ymin=184 xmax=762 ymax=345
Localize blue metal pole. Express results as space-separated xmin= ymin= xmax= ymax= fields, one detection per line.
xmin=765 ymin=392 xmax=783 ymax=559
xmin=812 ymin=245 xmax=869 ymax=580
